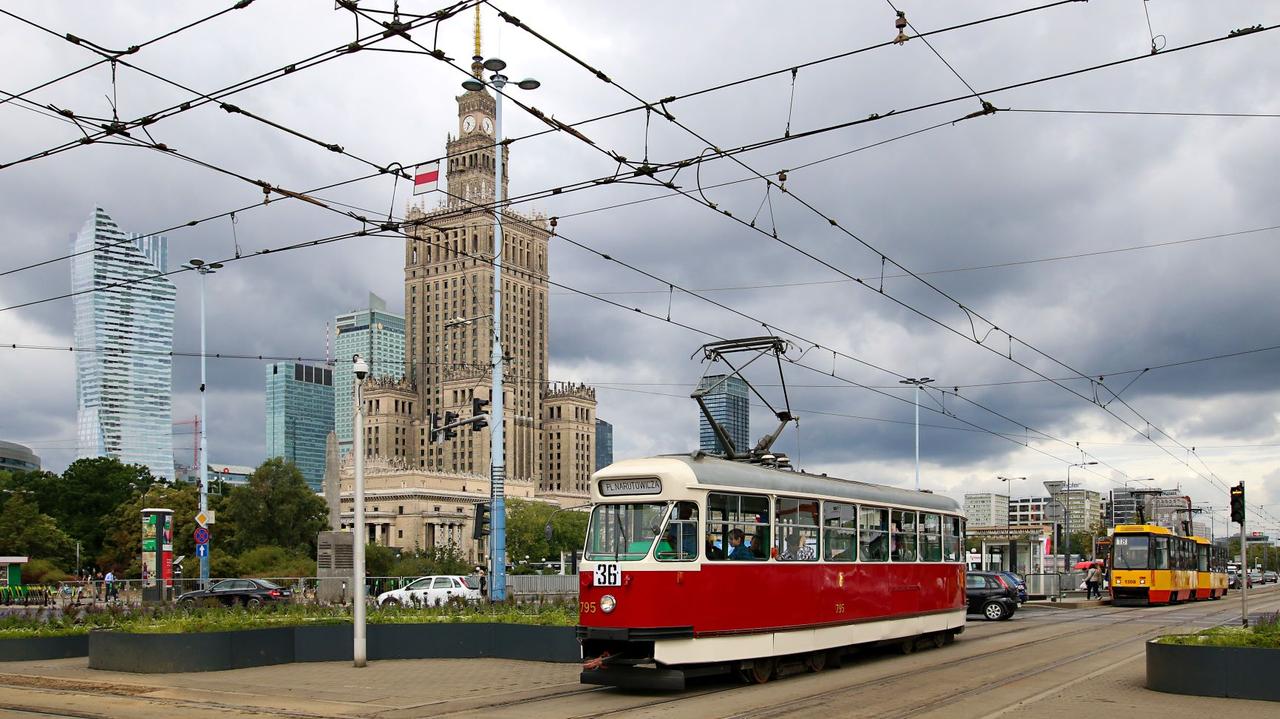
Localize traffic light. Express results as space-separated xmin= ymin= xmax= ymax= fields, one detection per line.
xmin=1230 ymin=482 xmax=1246 ymax=524
xmin=471 ymin=396 xmax=489 ymax=431
xmin=473 ymin=502 xmax=491 ymax=539
xmin=429 ymin=412 xmax=440 ymax=443
xmin=443 ymin=411 xmax=458 ymax=440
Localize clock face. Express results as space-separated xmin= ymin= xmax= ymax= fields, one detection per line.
xmin=482 ymin=117 xmax=494 ymax=135
xmin=462 ymin=115 xmax=476 ymax=133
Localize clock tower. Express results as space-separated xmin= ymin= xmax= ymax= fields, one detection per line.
xmin=444 ymin=80 xmax=507 ymax=209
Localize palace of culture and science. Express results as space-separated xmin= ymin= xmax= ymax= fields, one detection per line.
xmin=336 ymin=34 xmax=598 ymax=561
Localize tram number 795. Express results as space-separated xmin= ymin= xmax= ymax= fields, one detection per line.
xmin=593 ymin=562 xmax=622 ymax=587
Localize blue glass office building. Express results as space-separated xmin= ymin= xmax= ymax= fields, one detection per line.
xmin=595 ymin=418 xmax=613 ymax=471
xmin=697 ymin=374 xmax=749 ymax=456
xmin=72 ymin=208 xmax=176 ymax=480
xmin=265 ymin=362 xmax=335 ymax=489
xmin=333 ymin=292 xmax=404 ymax=455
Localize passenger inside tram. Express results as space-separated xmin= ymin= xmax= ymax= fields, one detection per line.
xmin=728 ymin=528 xmax=754 ymax=560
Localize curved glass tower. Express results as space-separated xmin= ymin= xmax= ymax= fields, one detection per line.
xmin=72 ymin=207 xmax=176 ymax=480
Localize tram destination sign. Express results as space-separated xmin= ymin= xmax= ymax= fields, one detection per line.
xmin=599 ymin=478 xmax=662 ymax=496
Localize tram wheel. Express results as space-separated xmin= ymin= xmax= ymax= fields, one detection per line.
xmin=931 ymin=633 xmax=946 ymax=649
xmin=740 ymin=657 xmax=776 ymax=684
xmin=900 ymin=637 xmax=916 ymax=655
xmin=804 ymin=651 xmax=827 ymax=673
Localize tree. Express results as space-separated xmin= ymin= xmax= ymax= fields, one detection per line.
xmin=220 ymin=458 xmax=327 ymax=555
xmin=505 ymin=498 xmax=590 ymax=563
xmin=31 ymin=458 xmax=154 ymax=562
xmin=0 ymin=494 xmax=76 ymax=565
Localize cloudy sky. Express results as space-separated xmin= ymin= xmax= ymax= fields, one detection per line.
xmin=2 ymin=1 xmax=1277 ymax=536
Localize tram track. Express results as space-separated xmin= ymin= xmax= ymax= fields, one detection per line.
xmin=720 ymin=590 xmax=1280 ymax=719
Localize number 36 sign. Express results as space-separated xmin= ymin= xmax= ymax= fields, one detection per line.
xmin=593 ymin=562 xmax=621 ymax=587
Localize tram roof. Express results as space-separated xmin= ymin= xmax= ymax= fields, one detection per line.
xmin=602 ymin=454 xmax=960 ymax=513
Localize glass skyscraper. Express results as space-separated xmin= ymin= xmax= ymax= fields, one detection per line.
xmin=265 ymin=362 xmax=334 ymax=489
xmin=697 ymin=374 xmax=750 ymax=456
xmin=595 ymin=418 xmax=613 ymax=471
xmin=333 ymin=292 xmax=404 ymax=455
xmin=72 ymin=207 xmax=176 ymax=480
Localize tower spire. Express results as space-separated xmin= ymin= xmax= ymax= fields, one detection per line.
xmin=471 ymin=5 xmax=483 ymax=78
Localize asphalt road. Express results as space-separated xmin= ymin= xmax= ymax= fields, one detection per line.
xmin=1 ymin=587 xmax=1278 ymax=718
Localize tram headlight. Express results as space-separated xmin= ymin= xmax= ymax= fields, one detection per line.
xmin=600 ymin=594 xmax=617 ymax=614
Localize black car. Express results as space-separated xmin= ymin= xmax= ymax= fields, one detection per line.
xmin=177 ymin=579 xmax=292 ymax=607
xmin=966 ymin=571 xmax=1019 ymax=621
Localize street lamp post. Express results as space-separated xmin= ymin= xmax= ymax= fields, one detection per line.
xmin=899 ymin=377 xmax=934 ymax=491
xmin=1062 ymin=461 xmax=1098 ymax=593
xmin=185 ymin=258 xmax=222 ymax=589
xmin=997 ymin=476 xmax=1025 ymax=572
xmin=351 ymin=354 xmax=369 ymax=667
xmin=462 ymin=57 xmax=540 ymax=603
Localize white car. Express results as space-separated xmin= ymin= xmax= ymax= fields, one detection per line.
xmin=376 ymin=575 xmax=480 ymax=607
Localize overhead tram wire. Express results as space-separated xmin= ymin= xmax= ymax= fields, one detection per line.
xmin=0 ymin=1 xmax=1198 ymax=279
xmin=0 ymin=0 xmax=479 ymax=173
xmin=496 ymin=5 xmax=1278 ymax=498
xmin=0 ymin=1 xmax=258 ymax=110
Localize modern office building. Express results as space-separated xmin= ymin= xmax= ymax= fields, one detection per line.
xmin=72 ymin=207 xmax=176 ymax=481
xmin=265 ymin=362 xmax=335 ymax=489
xmin=963 ymin=493 xmax=1009 ymax=528
xmin=1009 ymin=496 xmax=1051 ymax=527
xmin=1042 ymin=481 xmax=1105 ymax=532
xmin=333 ymin=292 xmax=404 ymax=455
xmin=1107 ymin=486 xmax=1180 ymax=526
xmin=697 ymin=374 xmax=750 ymax=456
xmin=0 ymin=441 xmax=40 ymax=473
xmin=595 ymin=418 xmax=613 ymax=471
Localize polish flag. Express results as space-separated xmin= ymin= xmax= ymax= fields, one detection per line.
xmin=412 ymin=162 xmax=440 ymax=195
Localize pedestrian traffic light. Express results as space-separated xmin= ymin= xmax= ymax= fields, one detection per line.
xmin=1230 ymin=482 xmax=1246 ymax=524
xmin=471 ymin=396 xmax=489 ymax=431
xmin=443 ymin=411 xmax=458 ymax=440
xmin=473 ymin=502 xmax=491 ymax=539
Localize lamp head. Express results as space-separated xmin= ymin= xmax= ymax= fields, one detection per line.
xmin=461 ymin=78 xmax=486 ymax=92
xmin=482 ymin=57 xmax=507 ymax=72
xmin=188 ymin=258 xmax=205 ymax=267
xmin=516 ymin=77 xmax=541 ymax=90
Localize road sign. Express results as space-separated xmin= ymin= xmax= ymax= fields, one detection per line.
xmin=195 ymin=510 xmax=215 ymax=527
xmin=195 ymin=543 xmax=209 ymax=558
xmin=193 ymin=527 xmax=210 ymax=545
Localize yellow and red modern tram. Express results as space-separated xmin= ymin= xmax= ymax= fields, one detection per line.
xmin=1109 ymin=524 xmax=1228 ymax=605
xmin=577 ymin=453 xmax=967 ymax=689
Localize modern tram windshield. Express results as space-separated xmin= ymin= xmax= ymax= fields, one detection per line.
xmin=1112 ymin=535 xmax=1151 ymax=569
xmin=585 ymin=503 xmax=669 ymax=561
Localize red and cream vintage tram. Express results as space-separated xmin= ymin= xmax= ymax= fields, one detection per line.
xmin=578 ymin=453 xmax=967 ymax=689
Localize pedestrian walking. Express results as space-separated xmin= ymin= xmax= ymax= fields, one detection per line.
xmin=103 ymin=570 xmax=116 ymax=602
xmin=1085 ymin=562 xmax=1102 ymax=599
xmin=476 ymin=567 xmax=488 ymax=601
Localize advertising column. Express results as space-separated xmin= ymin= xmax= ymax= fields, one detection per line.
xmin=141 ymin=508 xmax=174 ymax=603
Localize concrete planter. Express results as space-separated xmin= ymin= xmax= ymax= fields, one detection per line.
xmin=1147 ymin=639 xmax=1280 ymax=702
xmin=0 ymin=634 xmax=89 ymax=661
xmin=90 ymin=623 xmax=579 ymax=673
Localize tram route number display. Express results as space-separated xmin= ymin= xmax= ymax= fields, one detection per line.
xmin=594 ymin=562 xmax=622 ymax=587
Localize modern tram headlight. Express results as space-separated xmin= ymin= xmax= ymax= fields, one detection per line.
xmin=600 ymin=594 xmax=617 ymax=614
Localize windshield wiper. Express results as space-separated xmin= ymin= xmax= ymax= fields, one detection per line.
xmin=614 ymin=507 xmax=628 ymax=562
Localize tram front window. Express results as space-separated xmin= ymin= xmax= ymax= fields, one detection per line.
xmin=586 ymin=503 xmax=668 ymax=561
xmin=1112 ymin=535 xmax=1150 ymax=570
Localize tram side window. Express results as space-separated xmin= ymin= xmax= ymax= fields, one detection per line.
xmin=860 ymin=506 xmax=889 ymax=562
xmin=708 ymin=492 xmax=770 ymax=561
xmin=944 ymin=516 xmax=963 ymax=562
xmin=656 ymin=501 xmax=700 ymax=562
xmin=1153 ymin=536 xmax=1169 ymax=570
xmin=919 ymin=513 xmax=943 ymax=562
xmin=891 ymin=510 xmax=918 ymax=562
xmin=776 ymin=497 xmax=819 ymax=561
xmin=823 ymin=502 xmax=857 ymax=562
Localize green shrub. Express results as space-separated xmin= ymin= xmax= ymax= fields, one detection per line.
xmin=1158 ymin=612 xmax=1280 ymax=648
